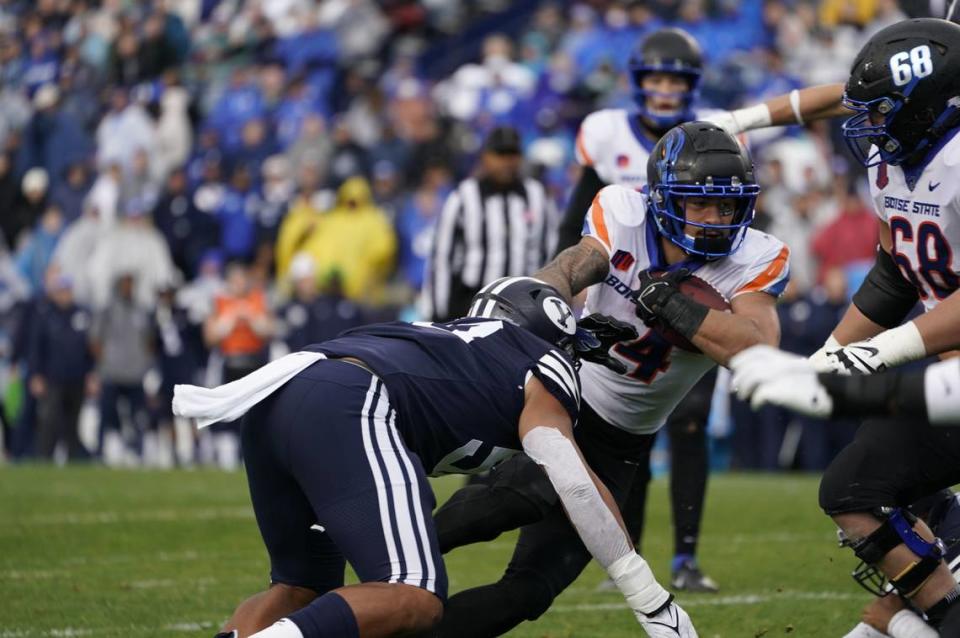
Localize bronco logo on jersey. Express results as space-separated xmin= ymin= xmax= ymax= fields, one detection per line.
xmin=610 ymin=249 xmax=635 ymax=271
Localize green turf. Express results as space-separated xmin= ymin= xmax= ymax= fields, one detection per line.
xmin=0 ymin=466 xmax=869 ymax=636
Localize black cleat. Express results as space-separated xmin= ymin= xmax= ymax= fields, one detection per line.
xmin=671 ymin=559 xmax=719 ymax=593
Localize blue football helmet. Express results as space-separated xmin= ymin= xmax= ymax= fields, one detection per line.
xmin=647 ymin=122 xmax=759 ymax=260
xmin=628 ymin=28 xmax=703 ymax=130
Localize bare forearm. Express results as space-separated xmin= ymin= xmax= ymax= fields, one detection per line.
xmin=692 ymin=309 xmax=775 ymax=366
xmin=832 ymin=304 xmax=887 ymax=346
xmin=767 ymin=83 xmax=849 ymax=126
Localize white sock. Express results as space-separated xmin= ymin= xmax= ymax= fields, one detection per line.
xmin=249 ymin=618 xmax=304 ymax=638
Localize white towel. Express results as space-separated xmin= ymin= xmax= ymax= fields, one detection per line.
xmin=172 ymin=351 xmax=327 ymax=429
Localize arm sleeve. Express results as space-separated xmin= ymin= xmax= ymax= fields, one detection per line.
xmin=427 ymin=188 xmax=463 ymax=322
xmin=733 ymin=239 xmax=791 ymax=299
xmin=555 ymin=166 xmax=606 ymax=257
xmin=851 ymin=246 xmax=920 ymax=329
xmin=521 ymin=426 xmax=633 ymax=569
xmin=818 ymin=358 xmax=960 ymax=425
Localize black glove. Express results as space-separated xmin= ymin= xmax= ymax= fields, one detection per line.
xmin=573 ymin=313 xmax=639 ymax=374
xmin=634 ymin=268 xmax=690 ymax=325
xmin=633 ymin=268 xmax=709 ymax=342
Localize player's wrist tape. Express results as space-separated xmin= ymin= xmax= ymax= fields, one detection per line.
xmin=925 ymin=358 xmax=960 ymax=426
xmin=888 ymin=609 xmax=939 ymax=638
xmin=607 ymin=553 xmax=672 ymax=616
xmin=870 ymin=322 xmax=926 ymax=367
xmin=789 ymin=89 xmax=804 ymax=125
xmin=658 ymin=292 xmax=710 ymax=341
xmin=729 ymin=103 xmax=772 ymax=133
xmin=818 ymin=367 xmax=926 ymax=421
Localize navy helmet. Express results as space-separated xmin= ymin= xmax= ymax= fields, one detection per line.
xmin=647 ymin=121 xmax=759 ymax=260
xmin=628 ymin=28 xmax=703 ymax=130
xmin=467 ymin=277 xmax=577 ymax=352
xmin=843 ymin=18 xmax=960 ymax=167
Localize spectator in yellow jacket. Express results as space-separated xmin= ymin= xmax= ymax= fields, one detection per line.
xmin=298 ymin=177 xmax=397 ymax=304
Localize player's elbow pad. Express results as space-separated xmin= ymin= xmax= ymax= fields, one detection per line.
xmin=851 ymin=247 xmax=919 ymax=329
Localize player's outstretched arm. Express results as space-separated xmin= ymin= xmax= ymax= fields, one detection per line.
xmin=731 ymin=346 xmax=960 ymax=426
xmin=704 ymin=83 xmax=850 ymax=135
xmin=518 ymin=378 xmax=697 ymax=635
xmin=533 ymin=236 xmax=610 ymax=304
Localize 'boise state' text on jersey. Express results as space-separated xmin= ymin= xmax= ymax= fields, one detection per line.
xmin=867 ymin=130 xmax=960 ymax=310
xmin=580 ymin=185 xmax=790 ymax=435
xmin=307 ymin=319 xmax=580 ymax=476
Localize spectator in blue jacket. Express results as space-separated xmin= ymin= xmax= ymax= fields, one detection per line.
xmin=50 ymin=162 xmax=92 ymax=224
xmin=28 ymin=270 xmax=94 ymax=461
xmin=16 ymin=85 xmax=94 ymax=190
xmin=15 ymin=204 xmax=64 ymax=294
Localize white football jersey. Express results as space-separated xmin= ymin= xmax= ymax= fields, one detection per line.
xmin=580 ymin=185 xmax=790 ymax=434
xmin=866 ymin=131 xmax=960 ymax=312
xmin=574 ymin=108 xmax=714 ymax=188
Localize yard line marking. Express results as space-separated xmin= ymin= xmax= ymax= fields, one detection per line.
xmin=0 ymin=621 xmax=218 ymax=636
xmin=2 ymin=507 xmax=253 ymax=526
xmin=551 ymin=590 xmax=862 ymax=613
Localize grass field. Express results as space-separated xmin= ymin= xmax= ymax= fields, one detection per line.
xmin=0 ymin=466 xmax=871 ymax=637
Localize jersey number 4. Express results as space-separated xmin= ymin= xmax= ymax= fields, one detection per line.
xmin=611 ymin=328 xmax=673 ymax=383
xmin=890 ymin=216 xmax=959 ymax=300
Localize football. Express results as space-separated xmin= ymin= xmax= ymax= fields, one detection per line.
xmin=655 ymin=275 xmax=731 ymax=353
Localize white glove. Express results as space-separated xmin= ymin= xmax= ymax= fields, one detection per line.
xmin=700 ymin=110 xmax=742 ymax=135
xmin=818 ymin=340 xmax=887 ymax=375
xmin=730 ymin=345 xmax=817 ymax=399
xmin=730 ymin=345 xmax=834 ymax=417
xmin=812 ymin=323 xmax=926 ymax=376
xmin=638 ymin=600 xmax=699 ymax=638
xmin=808 ymin=334 xmax=841 ymax=372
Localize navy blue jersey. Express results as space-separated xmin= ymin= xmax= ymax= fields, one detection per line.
xmin=307 ymin=318 xmax=580 ymax=476
xmin=931 ymin=495 xmax=960 ymax=574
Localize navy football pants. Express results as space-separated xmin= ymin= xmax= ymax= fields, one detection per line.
xmin=241 ymin=360 xmax=447 ymax=600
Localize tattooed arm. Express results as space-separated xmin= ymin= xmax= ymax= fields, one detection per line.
xmin=534 ymin=236 xmax=610 ymax=304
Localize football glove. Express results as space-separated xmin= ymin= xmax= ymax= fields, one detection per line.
xmin=633 ymin=268 xmax=709 ymax=342
xmin=638 ymin=600 xmax=699 ymax=638
xmin=633 ymin=269 xmax=690 ymax=326
xmin=820 ymin=341 xmax=887 ymax=375
xmin=730 ymin=345 xmax=833 ymax=418
xmin=574 ymin=313 xmax=638 ymax=374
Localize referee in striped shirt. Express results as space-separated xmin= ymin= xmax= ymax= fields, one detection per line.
xmin=422 ymin=126 xmax=557 ymax=322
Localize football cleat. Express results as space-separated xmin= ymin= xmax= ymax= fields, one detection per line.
xmin=671 ymin=560 xmax=719 ymax=593
xmin=639 ymin=600 xmax=699 ymax=637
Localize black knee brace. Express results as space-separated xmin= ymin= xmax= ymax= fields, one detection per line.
xmin=845 ymin=508 xmax=946 ymax=599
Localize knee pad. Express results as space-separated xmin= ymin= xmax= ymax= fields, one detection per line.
xmin=842 ymin=507 xmax=946 ymax=599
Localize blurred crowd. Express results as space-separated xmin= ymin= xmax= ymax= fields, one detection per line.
xmin=0 ymin=0 xmax=936 ymax=469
